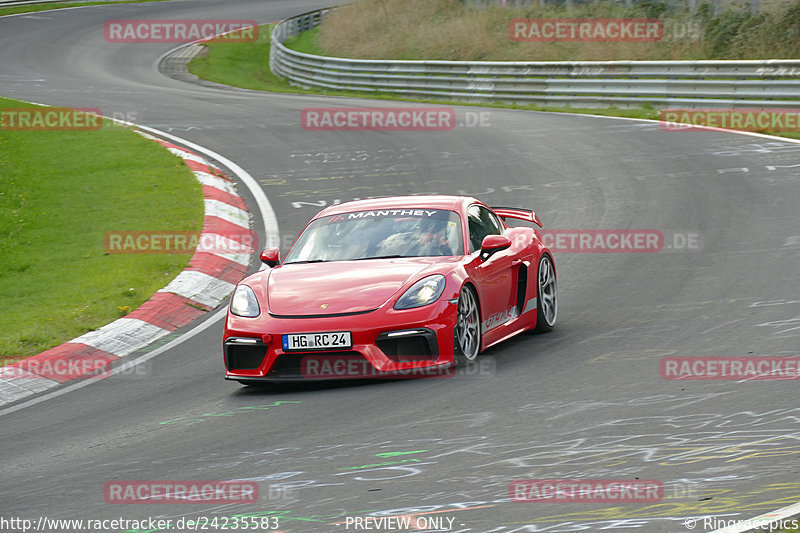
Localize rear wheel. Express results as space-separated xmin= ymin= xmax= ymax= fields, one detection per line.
xmin=534 ymin=254 xmax=557 ymax=333
xmin=454 ymin=286 xmax=481 ymax=367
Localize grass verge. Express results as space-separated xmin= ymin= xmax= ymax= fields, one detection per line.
xmin=317 ymin=0 xmax=800 ymax=61
xmin=187 ymin=23 xmax=800 ymax=141
xmin=0 ymin=98 xmax=203 ymax=360
xmin=189 ymin=24 xmax=664 ymax=120
xmin=0 ymin=0 xmax=171 ymax=18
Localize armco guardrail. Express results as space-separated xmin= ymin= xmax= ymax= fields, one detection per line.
xmin=270 ymin=8 xmax=800 ymax=109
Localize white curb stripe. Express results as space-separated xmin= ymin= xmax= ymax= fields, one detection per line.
xmin=198 ymin=233 xmax=252 ymax=266
xmin=205 ymin=199 xmax=250 ymax=228
xmin=73 ymin=319 xmax=171 ymax=358
xmin=136 ymin=131 xmax=158 ymax=141
xmin=166 ymin=147 xmax=215 ymax=167
xmin=194 ymin=171 xmax=238 ymax=195
xmin=134 ymin=123 xmax=279 ymax=249
xmin=1 ymin=95 xmax=275 ymax=413
xmin=160 ymin=271 xmax=235 ymax=309
xmin=135 ymin=127 xmax=279 ymax=249
xmin=0 ymin=369 xmax=60 ymax=404
xmin=207 ymin=250 xmax=251 ymax=266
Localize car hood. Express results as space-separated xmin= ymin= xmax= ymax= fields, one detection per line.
xmin=266 ymin=257 xmax=453 ymax=316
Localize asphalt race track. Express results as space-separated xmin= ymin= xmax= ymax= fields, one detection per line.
xmin=1 ymin=1 xmax=799 ymax=532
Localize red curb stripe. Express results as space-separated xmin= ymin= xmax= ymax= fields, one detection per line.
xmin=125 ymin=291 xmax=210 ymax=330
xmin=3 ymin=134 xmax=251 ymax=396
xmin=196 ymin=169 xmax=232 ymax=183
xmin=188 ymin=252 xmax=248 ymax=284
xmin=150 ymin=138 xmax=230 ymax=180
xmin=202 ymin=184 xmax=247 ymax=210
xmin=150 ymin=138 xmax=199 ymax=158
xmin=188 ymin=251 xmax=248 ymax=282
xmin=201 ymin=215 xmax=256 ymax=240
xmin=12 ymin=343 xmax=119 ymax=383
xmin=185 ymin=158 xmax=219 ymax=175
xmin=196 ymin=168 xmax=232 ymax=182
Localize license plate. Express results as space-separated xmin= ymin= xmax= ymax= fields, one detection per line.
xmin=282 ymin=332 xmax=352 ymax=351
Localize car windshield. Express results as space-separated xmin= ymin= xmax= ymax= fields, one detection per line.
xmin=283 ymin=208 xmax=464 ymax=264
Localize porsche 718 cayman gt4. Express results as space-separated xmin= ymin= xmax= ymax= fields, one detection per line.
xmin=223 ymin=195 xmax=556 ymax=383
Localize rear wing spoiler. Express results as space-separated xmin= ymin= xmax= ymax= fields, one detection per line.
xmin=492 ymin=207 xmax=542 ymax=228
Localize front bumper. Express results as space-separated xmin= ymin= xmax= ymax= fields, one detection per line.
xmin=223 ymin=298 xmax=458 ymax=381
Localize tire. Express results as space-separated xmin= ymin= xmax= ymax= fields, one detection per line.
xmin=534 ymin=254 xmax=557 ymax=333
xmin=454 ymin=285 xmax=481 ymax=367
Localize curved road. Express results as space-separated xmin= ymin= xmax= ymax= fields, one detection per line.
xmin=1 ymin=1 xmax=799 ymax=532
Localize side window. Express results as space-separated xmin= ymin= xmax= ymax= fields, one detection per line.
xmin=485 ymin=208 xmax=504 ymax=236
xmin=467 ymin=205 xmax=504 ymax=252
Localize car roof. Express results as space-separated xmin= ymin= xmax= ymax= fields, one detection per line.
xmin=313 ymin=195 xmax=483 ymax=218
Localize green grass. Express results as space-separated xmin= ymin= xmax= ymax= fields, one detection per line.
xmin=0 ymin=0 xmax=172 ymax=18
xmin=283 ymin=27 xmax=322 ymax=56
xmin=187 ymin=24 xmax=800 ymax=141
xmin=187 ymin=25 xmax=293 ymax=92
xmin=0 ymin=98 xmax=203 ymax=360
xmin=189 ymin=24 xmax=664 ymax=116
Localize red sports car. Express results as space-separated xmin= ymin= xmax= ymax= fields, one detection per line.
xmin=223 ymin=195 xmax=556 ymax=383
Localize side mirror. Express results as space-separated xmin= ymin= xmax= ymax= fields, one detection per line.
xmin=479 ymin=234 xmax=511 ymax=261
xmin=259 ymin=248 xmax=280 ymax=267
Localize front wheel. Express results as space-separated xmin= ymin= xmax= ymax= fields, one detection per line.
xmin=534 ymin=254 xmax=557 ymax=333
xmin=454 ymin=286 xmax=481 ymax=367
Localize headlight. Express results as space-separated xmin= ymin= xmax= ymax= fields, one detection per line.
xmin=230 ymin=285 xmax=260 ymax=317
xmin=394 ymin=275 xmax=446 ymax=310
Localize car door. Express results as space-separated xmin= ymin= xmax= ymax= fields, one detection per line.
xmin=465 ymin=205 xmax=517 ymax=339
